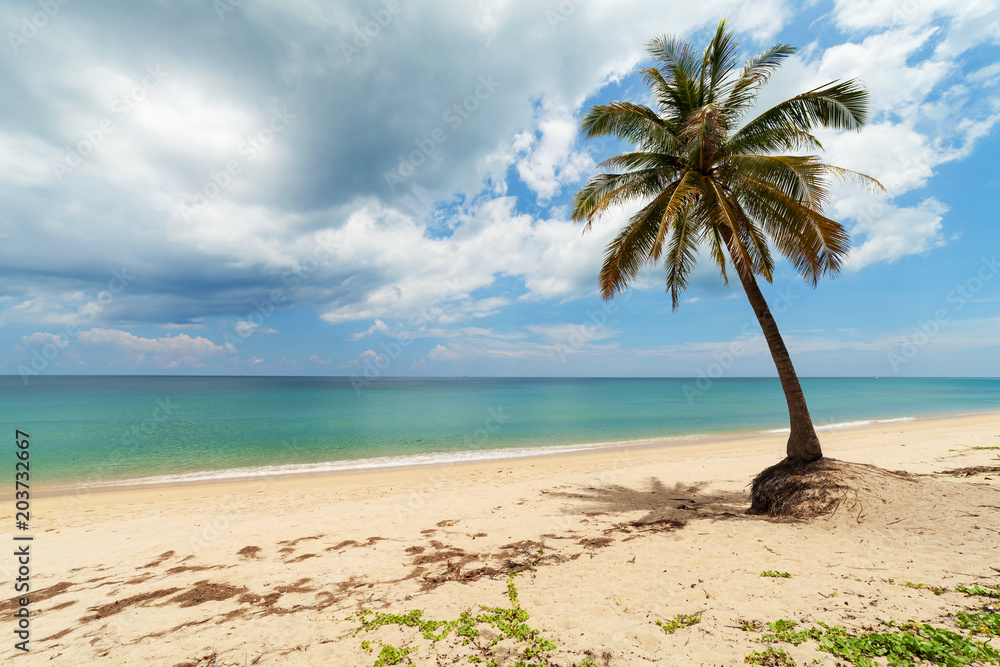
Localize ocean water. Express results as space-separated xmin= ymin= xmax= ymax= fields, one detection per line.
xmin=2 ymin=376 xmax=998 ymax=489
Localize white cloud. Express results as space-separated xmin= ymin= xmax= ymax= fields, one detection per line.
xmin=969 ymin=62 xmax=1000 ymax=86
xmin=514 ymin=107 xmax=595 ymax=202
xmin=525 ymin=323 xmax=618 ymax=344
xmin=745 ymin=7 xmax=1000 ymax=273
xmin=832 ymin=0 xmax=996 ymax=32
xmin=19 ymin=332 xmax=70 ymax=349
xmin=233 ymin=320 xmax=277 ymax=337
xmin=427 ymin=344 xmax=459 ymax=361
xmin=0 ymin=287 xmax=132 ymax=329
xmin=843 ymin=198 xmax=948 ymax=271
xmin=308 ymin=196 xmax=617 ymax=324
xmin=347 ymin=319 xmax=389 ymax=340
xmin=359 ymin=349 xmax=386 ymax=366
xmin=74 ymin=328 xmax=231 ymax=367
xmin=822 ymin=122 xmax=937 ymax=193
xmin=458 ymin=327 xmax=527 ymax=340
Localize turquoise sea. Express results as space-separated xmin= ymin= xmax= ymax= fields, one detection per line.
xmin=2 ymin=376 xmax=998 ymax=489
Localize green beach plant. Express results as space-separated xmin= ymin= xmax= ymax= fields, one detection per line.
xmin=371 ymin=643 xmax=416 ymax=666
xmin=745 ymin=646 xmax=795 ymax=665
xmin=350 ymin=574 xmax=562 ymax=666
xmin=956 ymin=584 xmax=1000 ymax=599
xmin=902 ymin=581 xmax=947 ymax=595
xmin=956 ymin=610 xmax=1000 ymax=637
xmin=571 ymin=20 xmax=881 ymax=513
xmin=759 ymin=618 xmax=821 ymax=645
xmin=744 ymin=617 xmax=1000 ymax=665
xmin=655 ymin=613 xmax=701 ymax=633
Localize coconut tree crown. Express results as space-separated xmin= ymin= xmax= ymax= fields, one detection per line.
xmin=571 ymin=19 xmax=880 ymax=308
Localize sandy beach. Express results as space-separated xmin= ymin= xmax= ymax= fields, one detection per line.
xmin=3 ymin=412 xmax=999 ymax=666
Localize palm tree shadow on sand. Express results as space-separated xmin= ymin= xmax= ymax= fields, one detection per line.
xmin=549 ymin=462 xmax=919 ymax=530
xmin=548 ymin=478 xmax=753 ymax=533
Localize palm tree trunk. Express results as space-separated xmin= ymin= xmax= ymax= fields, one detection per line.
xmin=721 ymin=230 xmax=823 ymax=463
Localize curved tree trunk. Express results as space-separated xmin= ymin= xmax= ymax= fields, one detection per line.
xmin=721 ymin=231 xmax=823 ymax=463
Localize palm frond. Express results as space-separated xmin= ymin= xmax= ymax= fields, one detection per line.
xmin=599 ymin=187 xmax=676 ymax=298
xmin=731 ymin=79 xmax=871 ymax=150
xmin=650 ymin=170 xmax=702 ymax=257
xmin=580 ymin=102 xmax=678 ymax=152
xmin=823 ymin=164 xmax=885 ymax=192
xmin=740 ymin=189 xmax=827 ymax=283
xmin=736 ymin=204 xmax=776 ymax=281
xmin=724 ymin=44 xmax=796 ymax=119
xmin=703 ymin=223 xmax=729 ymax=285
xmin=726 ymin=154 xmax=833 ymax=209
xmin=737 ymin=178 xmax=851 ymax=282
xmin=571 ymin=169 xmax=666 ymax=228
xmin=702 ymin=18 xmax=741 ymax=104
xmin=726 ymin=123 xmax=824 ymax=154
xmin=642 ymin=67 xmax=687 ymax=124
xmin=597 ymin=151 xmax=683 ymax=173
xmin=663 ymin=203 xmax=701 ymax=309
xmin=699 ymin=177 xmax=757 ymax=278
xmin=645 ymin=35 xmax=701 ymax=116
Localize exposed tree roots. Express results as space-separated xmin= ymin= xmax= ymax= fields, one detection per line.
xmin=749 ymin=457 xmax=915 ymax=518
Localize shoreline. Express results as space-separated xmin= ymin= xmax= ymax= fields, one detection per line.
xmin=23 ymin=408 xmax=1000 ymax=499
xmin=22 ymin=409 xmax=1000 ymax=507
xmin=4 ymin=411 xmax=998 ymax=665
xmin=24 ymin=408 xmax=999 ymax=499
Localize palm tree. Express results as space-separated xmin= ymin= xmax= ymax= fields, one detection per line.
xmin=571 ymin=20 xmax=880 ymax=468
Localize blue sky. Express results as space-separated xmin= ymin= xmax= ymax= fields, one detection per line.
xmin=1 ymin=0 xmax=998 ymax=379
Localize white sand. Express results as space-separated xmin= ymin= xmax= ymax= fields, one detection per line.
xmin=2 ymin=412 xmax=999 ymax=665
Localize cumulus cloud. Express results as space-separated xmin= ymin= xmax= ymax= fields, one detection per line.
xmin=843 ymin=198 xmax=948 ymax=270
xmin=427 ymin=344 xmax=459 ymax=361
xmin=359 ymin=349 xmax=386 ymax=366
xmin=233 ymin=320 xmax=278 ymax=337
xmin=19 ymin=332 xmax=69 ymax=349
xmin=831 ymin=0 xmax=996 ymax=32
xmin=514 ymin=107 xmax=595 ymax=202
xmin=347 ymin=319 xmax=389 ymax=340
xmin=306 ymin=197 xmax=615 ymax=324
xmin=75 ymin=328 xmax=231 ymax=367
xmin=746 ymin=6 xmax=1000 ymax=271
